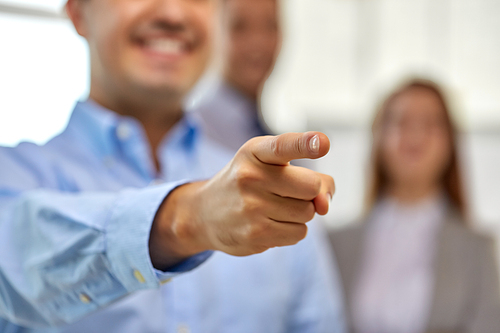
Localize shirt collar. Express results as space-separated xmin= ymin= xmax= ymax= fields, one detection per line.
xmin=158 ymin=112 xmax=200 ymax=154
xmin=68 ymin=100 xmax=123 ymax=158
xmin=68 ymin=99 xmax=201 ymax=178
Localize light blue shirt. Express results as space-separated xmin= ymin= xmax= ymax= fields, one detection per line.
xmin=0 ymin=100 xmax=345 ymax=333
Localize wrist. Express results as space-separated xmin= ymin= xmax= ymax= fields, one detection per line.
xmin=149 ymin=181 xmax=210 ymax=270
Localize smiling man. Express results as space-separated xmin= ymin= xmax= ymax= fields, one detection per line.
xmin=0 ymin=0 xmax=345 ymax=332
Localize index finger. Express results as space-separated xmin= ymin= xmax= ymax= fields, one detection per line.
xmin=250 ymin=132 xmax=330 ymax=166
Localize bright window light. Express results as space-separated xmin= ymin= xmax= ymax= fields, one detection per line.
xmin=0 ymin=12 xmax=89 ymax=147
xmin=0 ymin=0 xmax=66 ymax=12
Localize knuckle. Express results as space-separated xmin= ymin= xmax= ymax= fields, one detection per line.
xmin=246 ymin=220 xmax=271 ymax=241
xmin=241 ymin=196 xmax=261 ymax=215
xmin=296 ymin=170 xmax=322 ymax=199
xmin=330 ymin=177 xmax=336 ymax=194
xmin=241 ymin=136 xmax=260 ymax=151
xmin=290 ymin=225 xmax=308 ymax=245
xmin=321 ymin=173 xmax=336 ymax=196
xmin=234 ymin=165 xmax=259 ymax=188
xmin=270 ymin=136 xmax=282 ymax=157
xmin=304 ymin=202 xmax=316 ymax=221
xmin=271 ymin=134 xmax=306 ymax=158
xmin=296 ymin=225 xmax=308 ymax=241
xmin=273 ymin=224 xmax=309 ymax=247
xmin=293 ymin=135 xmax=305 ymax=155
xmin=289 ymin=201 xmax=315 ymax=222
xmin=217 ymin=231 xmax=241 ymax=248
xmin=323 ymin=174 xmax=334 ymax=185
xmin=308 ymin=174 xmax=322 ymax=196
xmin=250 ymin=245 xmax=270 ymax=255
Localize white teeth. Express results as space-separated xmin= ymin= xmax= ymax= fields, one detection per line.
xmin=146 ymin=38 xmax=184 ymax=55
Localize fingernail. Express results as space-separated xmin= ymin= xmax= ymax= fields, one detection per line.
xmin=309 ymin=135 xmax=320 ymax=153
xmin=326 ymin=193 xmax=332 ymax=202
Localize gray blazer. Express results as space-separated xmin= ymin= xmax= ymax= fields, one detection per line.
xmin=329 ymin=212 xmax=500 ymax=333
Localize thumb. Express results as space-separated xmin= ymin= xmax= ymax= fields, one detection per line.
xmin=250 ymin=132 xmax=330 ymax=166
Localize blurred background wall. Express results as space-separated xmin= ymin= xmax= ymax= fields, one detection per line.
xmin=1 ymin=0 xmax=500 ymax=250
xmin=260 ymin=0 xmax=500 ymax=235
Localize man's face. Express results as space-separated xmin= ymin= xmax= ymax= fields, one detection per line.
xmin=222 ymin=0 xmax=281 ymax=97
xmin=71 ymin=0 xmax=216 ymax=99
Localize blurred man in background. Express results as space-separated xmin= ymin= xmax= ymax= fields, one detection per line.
xmin=0 ymin=0 xmax=345 ymax=332
xmin=189 ymin=0 xmax=281 ymax=151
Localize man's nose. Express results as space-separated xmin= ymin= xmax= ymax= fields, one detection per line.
xmin=153 ymin=0 xmax=188 ymax=26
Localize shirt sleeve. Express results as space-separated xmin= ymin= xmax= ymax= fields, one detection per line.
xmin=285 ymin=219 xmax=347 ymax=333
xmin=0 ymin=148 xmax=212 ymax=328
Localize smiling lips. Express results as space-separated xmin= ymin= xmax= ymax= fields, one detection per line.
xmin=144 ymin=37 xmax=187 ymax=56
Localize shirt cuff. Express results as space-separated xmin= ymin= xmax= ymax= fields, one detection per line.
xmin=154 ymin=250 xmax=213 ymax=281
xmin=105 ymin=181 xmax=211 ymax=292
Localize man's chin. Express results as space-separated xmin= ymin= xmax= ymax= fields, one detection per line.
xmin=131 ymin=80 xmax=190 ymax=98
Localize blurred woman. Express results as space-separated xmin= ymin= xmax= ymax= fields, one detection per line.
xmin=330 ymin=79 xmax=500 ymax=333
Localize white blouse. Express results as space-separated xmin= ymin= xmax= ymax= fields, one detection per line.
xmin=352 ymin=195 xmax=447 ymax=333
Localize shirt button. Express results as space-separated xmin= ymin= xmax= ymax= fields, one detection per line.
xmin=116 ymin=123 xmax=131 ymax=141
xmin=133 ymin=270 xmax=146 ymax=284
xmin=79 ymin=293 xmax=91 ymax=304
xmin=177 ymin=324 xmax=190 ymax=333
